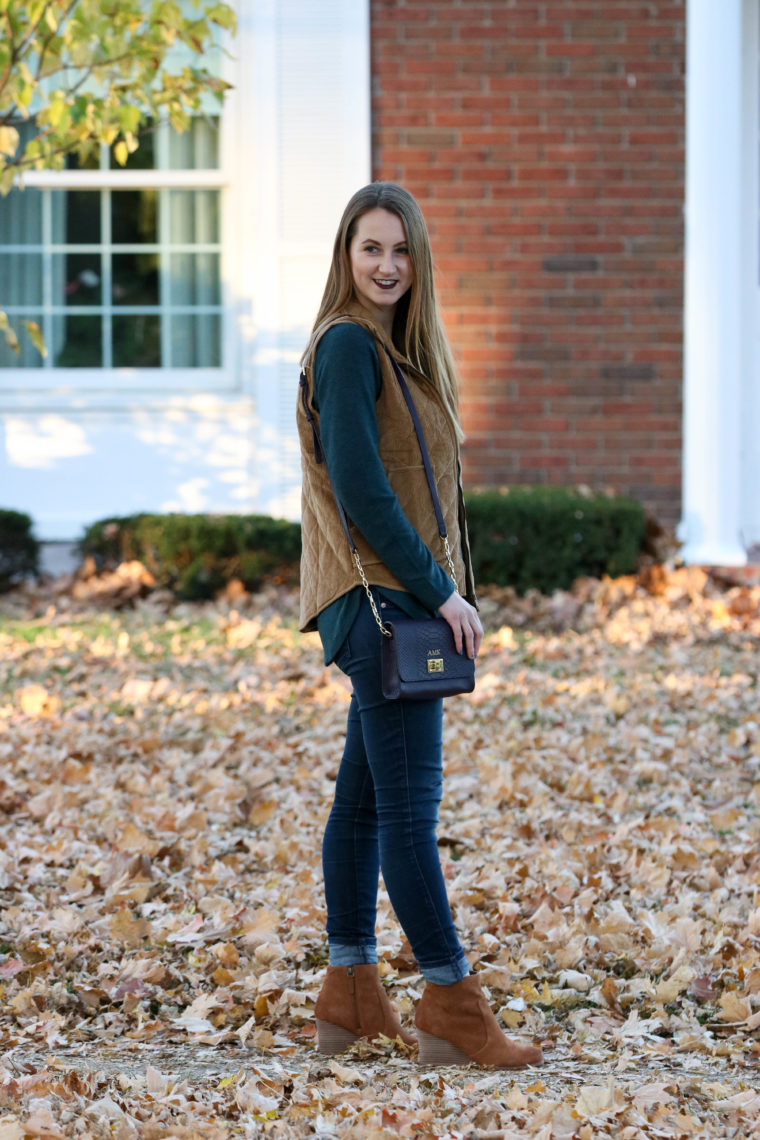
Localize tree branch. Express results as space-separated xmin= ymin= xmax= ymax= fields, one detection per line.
xmin=34 ymin=0 xmax=80 ymax=85
xmin=14 ymin=2 xmax=60 ymax=64
xmin=0 ymin=12 xmax=20 ymax=101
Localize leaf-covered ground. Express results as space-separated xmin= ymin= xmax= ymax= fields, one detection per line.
xmin=1 ymin=568 xmax=760 ymax=1138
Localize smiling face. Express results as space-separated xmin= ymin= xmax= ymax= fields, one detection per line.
xmin=348 ymin=207 xmax=413 ymax=332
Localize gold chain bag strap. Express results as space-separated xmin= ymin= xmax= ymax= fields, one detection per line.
xmin=299 ymin=347 xmax=475 ymax=700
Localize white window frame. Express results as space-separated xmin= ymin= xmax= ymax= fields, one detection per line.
xmin=0 ymin=51 xmax=234 ymax=392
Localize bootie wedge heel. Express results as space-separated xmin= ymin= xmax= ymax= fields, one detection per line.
xmin=315 ymin=964 xmax=417 ymax=1055
xmin=415 ymin=975 xmax=543 ymax=1068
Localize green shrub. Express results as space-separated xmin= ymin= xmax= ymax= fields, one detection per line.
xmin=0 ymin=509 xmax=39 ymax=592
xmin=80 ymin=513 xmax=301 ymax=599
xmin=464 ymin=487 xmax=646 ymax=594
xmin=81 ymin=489 xmax=646 ymax=601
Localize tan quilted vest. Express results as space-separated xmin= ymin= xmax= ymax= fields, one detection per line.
xmin=298 ymin=309 xmax=476 ymax=632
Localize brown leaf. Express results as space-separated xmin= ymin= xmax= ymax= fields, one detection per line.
xmin=108 ymin=908 xmax=151 ymax=948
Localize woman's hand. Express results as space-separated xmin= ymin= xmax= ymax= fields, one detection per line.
xmin=438 ymin=592 xmax=483 ymax=660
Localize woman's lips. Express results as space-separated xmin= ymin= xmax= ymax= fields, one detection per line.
xmin=373 ymin=279 xmax=398 ymax=290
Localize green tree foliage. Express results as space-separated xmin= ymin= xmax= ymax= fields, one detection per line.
xmin=0 ymin=0 xmax=236 ymax=354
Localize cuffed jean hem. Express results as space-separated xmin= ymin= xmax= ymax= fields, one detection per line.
xmin=421 ymin=954 xmax=470 ymax=986
xmin=329 ymin=942 xmax=378 ymax=966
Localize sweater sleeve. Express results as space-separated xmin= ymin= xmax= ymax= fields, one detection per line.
xmin=313 ymin=323 xmax=455 ymax=614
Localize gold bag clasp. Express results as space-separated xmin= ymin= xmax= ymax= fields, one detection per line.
xmin=427 ymin=658 xmax=444 ymax=674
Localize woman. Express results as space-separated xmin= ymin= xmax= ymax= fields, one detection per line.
xmin=298 ymin=182 xmax=542 ymax=1069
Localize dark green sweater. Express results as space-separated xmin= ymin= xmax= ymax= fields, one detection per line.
xmin=312 ymin=322 xmax=455 ymax=664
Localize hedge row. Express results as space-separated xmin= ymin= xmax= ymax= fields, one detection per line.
xmin=80 ymin=513 xmax=302 ymax=601
xmin=464 ymin=487 xmax=646 ymax=595
xmin=0 ymin=509 xmax=38 ymax=591
xmin=75 ymin=488 xmax=646 ymax=599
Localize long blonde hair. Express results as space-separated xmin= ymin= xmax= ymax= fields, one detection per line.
xmin=304 ymin=182 xmax=463 ymax=439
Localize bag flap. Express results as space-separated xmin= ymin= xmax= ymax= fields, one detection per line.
xmin=387 ymin=619 xmax=475 ymax=684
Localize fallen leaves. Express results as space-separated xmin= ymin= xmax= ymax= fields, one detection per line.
xmin=1 ymin=571 xmax=760 ymax=1135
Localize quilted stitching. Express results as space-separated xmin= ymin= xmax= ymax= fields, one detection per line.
xmin=298 ymin=316 xmax=475 ymax=632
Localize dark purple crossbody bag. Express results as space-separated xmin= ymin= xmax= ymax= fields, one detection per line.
xmin=300 ymin=348 xmax=475 ymax=701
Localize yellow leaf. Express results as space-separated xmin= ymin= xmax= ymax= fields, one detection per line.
xmin=0 ymin=126 xmax=19 ymax=156
xmin=0 ymin=312 xmax=18 ymax=351
xmin=501 ymin=1007 xmax=524 ymax=1029
xmin=217 ymin=1070 xmax=243 ymax=1089
xmin=22 ymin=320 xmax=47 ymax=358
xmin=17 ymin=80 xmax=33 ymax=108
xmin=45 ymin=99 xmax=65 ymax=128
xmin=113 ymin=140 xmax=128 ymax=166
xmin=538 ymin=981 xmax=553 ymax=1005
xmin=17 ymin=684 xmax=60 ymax=717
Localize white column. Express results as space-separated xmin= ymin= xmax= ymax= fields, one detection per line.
xmin=741 ymin=0 xmax=760 ymax=557
xmin=681 ymin=0 xmax=746 ymax=564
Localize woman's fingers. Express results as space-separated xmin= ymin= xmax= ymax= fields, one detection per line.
xmin=471 ymin=618 xmax=483 ymax=659
xmin=464 ymin=613 xmax=483 ymax=660
xmin=438 ymin=593 xmax=484 ymax=659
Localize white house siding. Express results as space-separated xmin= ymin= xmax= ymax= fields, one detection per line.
xmin=0 ymin=0 xmax=370 ymax=540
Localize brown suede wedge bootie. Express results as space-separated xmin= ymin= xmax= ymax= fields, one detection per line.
xmin=315 ymin=964 xmax=417 ymax=1055
xmin=415 ymin=975 xmax=543 ymax=1068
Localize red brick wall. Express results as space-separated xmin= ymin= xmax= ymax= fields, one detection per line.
xmin=371 ymin=0 xmax=685 ymax=525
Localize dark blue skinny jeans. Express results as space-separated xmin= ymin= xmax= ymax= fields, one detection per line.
xmin=322 ymin=592 xmax=469 ymax=985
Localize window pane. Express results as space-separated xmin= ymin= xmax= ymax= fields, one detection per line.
xmin=50 ymin=253 xmax=102 ymax=306
xmin=171 ymin=314 xmax=221 ymax=367
xmin=112 ymin=314 xmax=161 ymax=367
xmin=169 ymin=190 xmax=219 ymax=243
xmin=169 ymin=253 xmax=220 ymax=306
xmin=112 ymin=253 xmax=160 ymax=306
xmin=50 ymin=190 xmax=102 ymax=245
xmin=3 ymin=254 xmax=43 ymax=306
xmin=0 ymin=187 xmax=42 ymax=245
xmin=53 ymin=316 xmax=103 ymax=367
xmin=112 ymin=190 xmax=158 ymax=244
xmin=0 ymin=314 xmax=44 ymax=368
xmin=168 ymin=117 xmax=220 ymax=169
